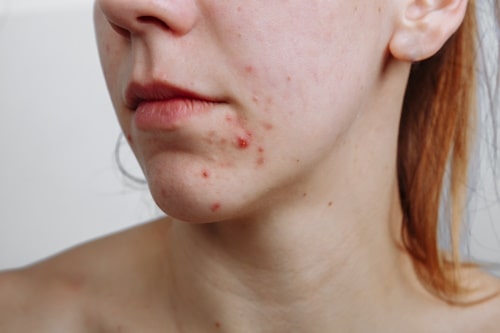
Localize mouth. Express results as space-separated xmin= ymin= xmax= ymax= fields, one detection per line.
xmin=125 ymin=81 xmax=224 ymax=131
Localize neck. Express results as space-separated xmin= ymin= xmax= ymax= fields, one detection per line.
xmin=163 ymin=61 xmax=424 ymax=332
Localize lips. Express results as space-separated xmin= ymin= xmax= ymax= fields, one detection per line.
xmin=125 ymin=81 xmax=223 ymax=131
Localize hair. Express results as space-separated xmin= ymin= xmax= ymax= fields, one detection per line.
xmin=398 ymin=0 xmax=500 ymax=303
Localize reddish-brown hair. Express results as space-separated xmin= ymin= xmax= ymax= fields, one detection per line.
xmin=398 ymin=0 xmax=498 ymax=302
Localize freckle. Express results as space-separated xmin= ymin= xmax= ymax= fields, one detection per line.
xmin=303 ymin=193 xmax=307 ymax=198
xmin=258 ymin=147 xmax=264 ymax=153
xmin=266 ymin=97 xmax=273 ymax=105
xmin=286 ymin=75 xmax=291 ymax=82
xmin=215 ymin=322 xmax=221 ymax=329
xmin=211 ymin=203 xmax=221 ymax=212
xmin=328 ymin=202 xmax=333 ymax=207
xmin=296 ymin=159 xmax=301 ymax=163
xmin=220 ymin=138 xmax=227 ymax=144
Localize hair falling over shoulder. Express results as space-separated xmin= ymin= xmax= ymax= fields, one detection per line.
xmin=398 ymin=0 xmax=500 ymax=304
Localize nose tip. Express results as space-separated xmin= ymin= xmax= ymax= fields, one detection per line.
xmin=95 ymin=0 xmax=200 ymax=37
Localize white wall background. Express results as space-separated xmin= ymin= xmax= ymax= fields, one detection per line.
xmin=0 ymin=0 xmax=161 ymax=270
xmin=0 ymin=0 xmax=499 ymax=271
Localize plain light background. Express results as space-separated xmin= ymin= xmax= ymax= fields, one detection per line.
xmin=0 ymin=0 xmax=499 ymax=271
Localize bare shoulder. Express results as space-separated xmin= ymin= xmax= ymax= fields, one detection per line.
xmin=0 ymin=267 xmax=87 ymax=332
xmin=0 ymin=217 xmax=172 ymax=332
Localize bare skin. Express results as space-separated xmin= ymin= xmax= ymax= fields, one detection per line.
xmin=1 ymin=0 xmax=500 ymax=332
xmin=0 ymin=218 xmax=499 ymax=332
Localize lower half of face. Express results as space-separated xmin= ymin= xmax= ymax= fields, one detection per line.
xmin=95 ymin=0 xmax=391 ymax=222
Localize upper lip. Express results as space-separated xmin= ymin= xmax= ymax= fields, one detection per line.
xmin=125 ymin=81 xmax=222 ymax=110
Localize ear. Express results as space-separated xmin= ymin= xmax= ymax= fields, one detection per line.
xmin=389 ymin=0 xmax=469 ymax=62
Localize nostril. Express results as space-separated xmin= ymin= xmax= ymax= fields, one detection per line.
xmin=137 ymin=16 xmax=171 ymax=32
xmin=109 ymin=21 xmax=131 ymax=39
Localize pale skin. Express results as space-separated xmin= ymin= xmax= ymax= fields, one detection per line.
xmin=1 ymin=0 xmax=500 ymax=332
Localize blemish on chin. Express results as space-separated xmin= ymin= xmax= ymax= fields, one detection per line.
xmin=261 ymin=122 xmax=273 ymax=131
xmin=236 ymin=131 xmax=253 ymax=149
xmin=237 ymin=137 xmax=249 ymax=149
xmin=244 ymin=65 xmax=254 ymax=74
xmin=202 ymin=170 xmax=211 ymax=179
xmin=211 ymin=203 xmax=221 ymax=212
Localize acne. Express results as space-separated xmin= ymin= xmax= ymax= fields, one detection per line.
xmin=211 ymin=203 xmax=221 ymax=212
xmin=244 ymin=65 xmax=255 ymax=75
xmin=237 ymin=137 xmax=249 ymax=149
xmin=236 ymin=130 xmax=253 ymax=149
xmin=201 ymin=169 xmax=211 ymax=179
xmin=126 ymin=134 xmax=133 ymax=144
xmin=261 ymin=122 xmax=273 ymax=131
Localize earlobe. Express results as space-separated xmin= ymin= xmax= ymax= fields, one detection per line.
xmin=389 ymin=0 xmax=469 ymax=62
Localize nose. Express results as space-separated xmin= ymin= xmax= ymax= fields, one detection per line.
xmin=95 ymin=0 xmax=200 ymax=37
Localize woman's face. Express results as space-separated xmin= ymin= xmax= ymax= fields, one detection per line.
xmin=94 ymin=0 xmax=394 ymax=222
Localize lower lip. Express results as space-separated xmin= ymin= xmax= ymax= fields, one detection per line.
xmin=134 ymin=98 xmax=215 ymax=131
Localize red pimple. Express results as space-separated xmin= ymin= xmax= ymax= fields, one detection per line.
xmin=202 ymin=170 xmax=210 ymax=179
xmin=258 ymin=147 xmax=264 ymax=153
xmin=126 ymin=134 xmax=133 ymax=144
xmin=225 ymin=115 xmax=234 ymax=123
xmin=244 ymin=65 xmax=254 ymax=74
xmin=211 ymin=203 xmax=221 ymax=212
xmin=238 ymin=137 xmax=249 ymax=148
xmin=256 ymin=157 xmax=265 ymax=166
